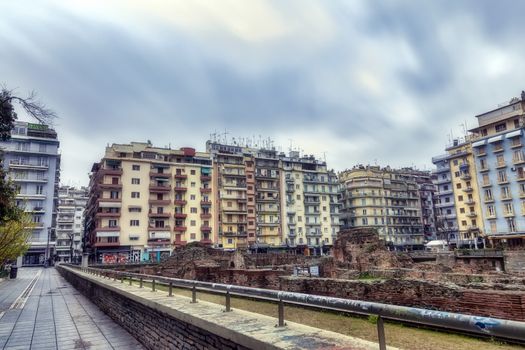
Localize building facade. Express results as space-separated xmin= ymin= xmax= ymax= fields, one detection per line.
xmin=469 ymin=96 xmax=525 ymax=248
xmin=339 ymin=165 xmax=427 ymax=250
xmin=85 ymin=142 xmax=214 ymax=263
xmin=207 ymin=141 xmax=340 ymax=254
xmin=56 ymin=186 xmax=88 ymax=262
xmin=0 ymin=121 xmax=60 ymax=265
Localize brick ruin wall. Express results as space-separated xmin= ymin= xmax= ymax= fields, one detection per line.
xmin=279 ymin=276 xmax=525 ymax=322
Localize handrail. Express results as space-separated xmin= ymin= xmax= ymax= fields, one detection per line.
xmin=63 ymin=264 xmax=525 ymax=347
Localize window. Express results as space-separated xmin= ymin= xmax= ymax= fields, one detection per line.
xmin=461 ymin=220 xmax=467 ymax=226
xmin=190 ymin=233 xmax=196 ymax=240
xmin=129 ymin=207 xmax=141 ymax=212
xmin=498 ymin=170 xmax=508 ymax=183
xmin=495 ymin=123 xmax=507 ymax=132
xmin=508 ymin=218 xmax=517 ymax=232
xmin=296 ymin=195 xmax=301 ymax=200
xmin=514 ymin=119 xmax=520 ymax=129
xmin=504 ymin=203 xmax=514 ymax=215
xmin=191 ymin=182 xmax=196 ymax=188
xmin=458 ymin=195 xmax=463 ymax=201
xmin=190 ymin=220 xmax=196 ymax=226
xmin=190 ymin=170 xmax=196 ymax=175
xmin=501 ymin=186 xmax=511 ymax=199
xmin=108 ymin=220 xmax=118 ymax=227
xmin=36 ymin=185 xmax=43 ymax=195
xmin=487 ymin=205 xmax=495 ymax=217
xmin=130 ymin=220 xmax=139 ymax=226
xmin=110 ymin=191 xmax=119 ymax=199
xmin=484 ymin=189 xmax=493 ymax=201
xmin=456 ymin=183 xmax=461 ymax=189
xmin=443 ymin=185 xmax=448 ymax=190
xmin=479 ymin=159 xmax=487 ymax=170
xmin=39 ymin=144 xmax=47 ymax=153
xmin=190 ymin=194 xmax=196 ymax=200
xmin=482 ymin=174 xmax=490 ymax=186
xmin=131 ymin=178 xmax=140 ymax=185
xmin=490 ymin=220 xmax=497 ymax=233
xmin=132 ymin=165 xmax=140 ymax=171
xmin=454 ymin=171 xmax=460 ymax=178
xmin=227 ymin=238 xmax=233 ymax=244
xmin=460 ymin=208 xmax=465 ymax=213
xmin=496 ymin=154 xmax=505 ymax=166
xmin=513 ymin=150 xmax=524 ymax=163
xmin=453 ymin=160 xmax=458 ymax=166
xmin=190 ymin=207 xmax=197 ymax=213
xmin=131 ymin=192 xmax=140 ymax=198
xmin=130 ymin=236 xmax=139 ymax=241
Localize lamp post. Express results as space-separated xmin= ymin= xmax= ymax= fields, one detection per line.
xmin=46 ymin=226 xmax=51 ymax=267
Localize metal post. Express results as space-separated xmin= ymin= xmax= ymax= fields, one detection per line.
xmin=224 ymin=291 xmax=231 ymax=312
xmin=120 ymin=276 xmax=124 ymax=283
xmin=277 ymin=297 xmax=285 ymax=327
xmin=169 ymin=282 xmax=173 ymax=297
xmin=377 ymin=315 xmax=386 ymax=350
xmin=114 ymin=273 xmax=117 ymax=281
xmin=140 ymin=278 xmax=143 ymax=288
xmin=129 ymin=276 xmax=132 ymax=286
xmin=152 ymin=279 xmax=156 ymax=292
xmin=191 ymin=284 xmax=197 ymax=303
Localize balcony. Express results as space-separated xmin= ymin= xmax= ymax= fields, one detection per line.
xmin=479 ymin=166 xmax=490 ymax=173
xmin=99 ymin=182 xmax=122 ymax=189
xmin=148 ymin=212 xmax=171 ymax=218
xmin=95 ymin=226 xmax=120 ymax=232
xmin=148 ymin=231 xmax=170 ymax=240
xmin=8 ymin=160 xmax=48 ymax=170
xmin=149 ymin=199 xmax=171 ymax=205
xmin=149 ymin=171 xmax=171 ymax=179
xmin=173 ymin=226 xmax=187 ymax=232
xmin=94 ymin=238 xmax=120 ymax=247
xmin=511 ymin=140 xmax=522 ymax=149
xmin=149 ymin=185 xmax=171 ymax=193
xmin=493 ymin=145 xmax=504 ymax=153
xmin=497 ymin=179 xmax=509 ymax=185
xmin=173 ymin=240 xmax=187 ymax=246
xmin=466 ymin=212 xmax=477 ymax=218
xmin=174 ymin=174 xmax=187 ymax=179
xmin=503 ymin=211 xmax=515 ymax=218
xmin=481 ymin=181 xmax=492 ymax=188
xmin=459 ymin=173 xmax=471 ymax=180
xmin=174 ymin=213 xmax=187 ymax=219
xmin=174 ymin=186 xmax=187 ymax=192
xmin=200 ymin=188 xmax=212 ymax=194
xmin=464 ymin=199 xmax=475 ymax=205
xmin=200 ymin=213 xmax=212 ymax=219
xmin=462 ymin=187 xmax=473 ymax=193
xmin=174 ymin=199 xmax=187 ymax=205
xmin=495 ymin=161 xmax=507 ymax=169
xmin=500 ymin=195 xmax=513 ymax=201
xmin=513 ymin=157 xmax=525 ymax=165
xmin=148 ymin=225 xmax=171 ymax=231
xmin=200 ymin=200 xmax=212 ymax=207
xmin=95 ymin=212 xmax=121 ymax=218
xmin=484 ymin=197 xmax=495 ymax=203
xmin=101 ymin=168 xmax=123 ymax=176
xmin=200 ymin=175 xmax=211 ymax=181
xmin=201 ymin=226 xmax=212 ymax=232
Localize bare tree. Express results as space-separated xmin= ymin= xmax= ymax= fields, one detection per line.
xmin=0 ymin=87 xmax=57 ymax=140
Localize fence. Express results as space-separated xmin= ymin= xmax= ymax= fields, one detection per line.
xmin=66 ymin=265 xmax=525 ymax=348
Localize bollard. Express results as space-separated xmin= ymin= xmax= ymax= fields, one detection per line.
xmin=140 ymin=278 xmax=143 ymax=288
xmin=129 ymin=276 xmax=132 ymax=286
xmin=169 ymin=282 xmax=173 ymax=297
xmin=377 ymin=315 xmax=386 ymax=350
xmin=224 ymin=291 xmax=231 ymax=312
xmin=276 ymin=296 xmax=286 ymax=327
xmin=152 ymin=279 xmax=156 ymax=292
xmin=191 ymin=284 xmax=197 ymax=304
xmin=120 ymin=276 xmax=124 ymax=283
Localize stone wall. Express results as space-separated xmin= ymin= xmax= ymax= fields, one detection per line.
xmin=280 ymin=276 xmax=525 ymax=321
xmin=57 ymin=266 xmax=250 ymax=350
xmin=504 ymin=250 xmax=525 ymax=274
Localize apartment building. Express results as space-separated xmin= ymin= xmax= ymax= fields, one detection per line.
xmin=469 ymin=94 xmax=525 ymax=248
xmin=207 ymin=141 xmax=340 ymax=253
xmin=85 ymin=142 xmax=214 ymax=263
xmin=0 ymin=121 xmax=60 ymax=266
xmin=281 ymin=151 xmax=340 ymax=255
xmin=56 ymin=186 xmax=88 ymax=262
xmin=432 ymin=154 xmax=460 ymax=243
xmin=339 ymin=165 xmax=426 ymax=250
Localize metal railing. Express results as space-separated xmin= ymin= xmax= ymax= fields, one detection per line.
xmin=64 ymin=265 xmax=525 ymax=347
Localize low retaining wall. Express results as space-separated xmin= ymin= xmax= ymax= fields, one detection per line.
xmin=57 ymin=266 xmax=250 ymax=350
xmin=57 ymin=266 xmax=385 ymax=350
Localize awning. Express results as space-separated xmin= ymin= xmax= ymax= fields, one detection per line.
xmin=472 ymin=140 xmax=486 ymax=148
xmin=505 ymin=130 xmax=522 ymax=139
xmin=96 ymin=231 xmax=120 ymax=238
xmin=488 ymin=135 xmax=503 ymax=143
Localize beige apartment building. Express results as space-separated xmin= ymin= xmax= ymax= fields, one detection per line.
xmin=85 ymin=142 xmax=214 ymax=263
xmin=339 ymin=165 xmax=427 ymax=250
xmin=281 ymin=152 xmax=340 ymax=255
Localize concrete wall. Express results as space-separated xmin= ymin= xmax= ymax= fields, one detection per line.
xmin=504 ymin=250 xmax=525 ymax=273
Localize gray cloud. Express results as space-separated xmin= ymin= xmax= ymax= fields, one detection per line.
xmin=1 ymin=0 xmax=524 ymax=185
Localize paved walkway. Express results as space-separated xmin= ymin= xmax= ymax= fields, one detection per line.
xmin=0 ymin=267 xmax=144 ymax=350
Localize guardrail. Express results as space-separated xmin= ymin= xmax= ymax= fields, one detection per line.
xmin=65 ymin=265 xmax=525 ymax=348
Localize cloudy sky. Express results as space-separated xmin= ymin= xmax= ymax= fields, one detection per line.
xmin=2 ymin=0 xmax=525 ymax=187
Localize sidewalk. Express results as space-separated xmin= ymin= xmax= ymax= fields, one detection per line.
xmin=0 ymin=267 xmax=144 ymax=350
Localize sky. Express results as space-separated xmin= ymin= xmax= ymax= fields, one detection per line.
xmin=2 ymin=0 xmax=525 ymax=187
